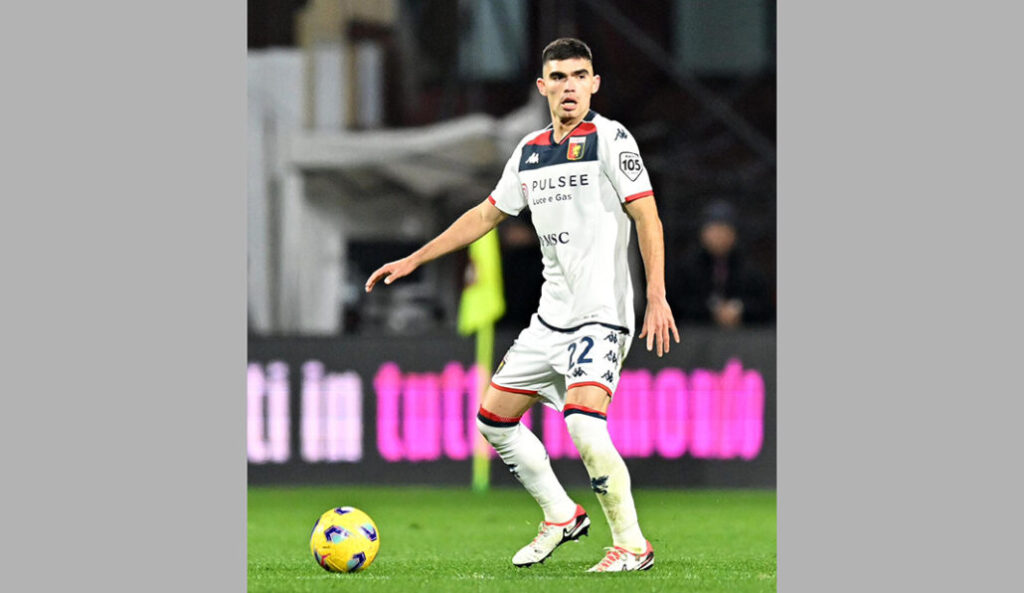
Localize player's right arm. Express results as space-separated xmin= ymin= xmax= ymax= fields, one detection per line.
xmin=364 ymin=199 xmax=508 ymax=292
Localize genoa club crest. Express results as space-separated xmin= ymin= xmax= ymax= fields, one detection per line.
xmin=567 ymin=136 xmax=586 ymax=160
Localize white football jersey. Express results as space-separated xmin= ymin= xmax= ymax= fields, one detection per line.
xmin=488 ymin=110 xmax=654 ymax=335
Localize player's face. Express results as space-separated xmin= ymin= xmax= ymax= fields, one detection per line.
xmin=536 ymin=58 xmax=601 ymax=123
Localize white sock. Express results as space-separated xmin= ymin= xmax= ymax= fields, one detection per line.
xmin=565 ymin=409 xmax=647 ymax=553
xmin=476 ymin=411 xmax=577 ymax=524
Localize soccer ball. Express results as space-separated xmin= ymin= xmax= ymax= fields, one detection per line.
xmin=309 ymin=506 xmax=381 ymax=573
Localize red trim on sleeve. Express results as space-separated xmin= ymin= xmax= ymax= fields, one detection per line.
xmin=477 ymin=406 xmax=524 ymax=424
xmin=567 ymin=382 xmax=614 ymax=397
xmin=489 ymin=381 xmax=538 ymax=396
xmin=563 ymin=403 xmax=608 ymax=417
xmin=487 ymin=195 xmax=496 ymax=205
xmin=624 ymin=190 xmax=654 ymax=203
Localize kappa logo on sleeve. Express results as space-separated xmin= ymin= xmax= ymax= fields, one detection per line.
xmin=618 ymin=152 xmax=643 ymax=181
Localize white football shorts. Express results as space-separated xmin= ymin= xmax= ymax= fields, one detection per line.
xmin=490 ymin=313 xmax=632 ymax=410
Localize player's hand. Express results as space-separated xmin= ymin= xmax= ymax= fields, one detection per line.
xmin=638 ymin=295 xmax=680 ymax=357
xmin=365 ymin=257 xmax=418 ymax=292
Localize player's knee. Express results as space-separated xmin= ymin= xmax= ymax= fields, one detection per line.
xmin=476 ymin=407 xmax=521 ymax=446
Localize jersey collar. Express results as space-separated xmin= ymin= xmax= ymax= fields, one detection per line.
xmin=551 ymin=110 xmax=598 ymax=145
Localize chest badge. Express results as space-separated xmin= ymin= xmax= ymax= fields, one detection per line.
xmin=567 ymin=136 xmax=586 ymax=161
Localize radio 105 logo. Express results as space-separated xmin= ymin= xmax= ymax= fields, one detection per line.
xmin=618 ymin=152 xmax=643 ymax=181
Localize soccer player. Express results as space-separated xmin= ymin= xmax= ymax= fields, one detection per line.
xmin=365 ymin=37 xmax=678 ymax=572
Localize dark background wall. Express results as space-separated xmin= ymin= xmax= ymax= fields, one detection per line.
xmin=248 ymin=0 xmax=778 ymax=336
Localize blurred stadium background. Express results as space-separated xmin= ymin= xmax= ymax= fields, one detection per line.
xmin=247 ymin=0 xmax=776 ymax=492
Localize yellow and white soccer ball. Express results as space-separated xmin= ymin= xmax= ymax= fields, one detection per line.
xmin=309 ymin=506 xmax=380 ymax=573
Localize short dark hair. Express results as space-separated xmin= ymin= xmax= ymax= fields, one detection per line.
xmin=541 ymin=38 xmax=593 ymax=65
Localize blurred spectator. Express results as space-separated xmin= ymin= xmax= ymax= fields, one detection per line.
xmin=669 ymin=200 xmax=773 ymax=328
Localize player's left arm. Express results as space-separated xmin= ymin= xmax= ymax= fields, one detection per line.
xmin=625 ymin=196 xmax=680 ymax=357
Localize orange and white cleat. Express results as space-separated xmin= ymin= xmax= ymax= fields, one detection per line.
xmin=512 ymin=504 xmax=591 ymax=567
xmin=587 ymin=540 xmax=655 ymax=572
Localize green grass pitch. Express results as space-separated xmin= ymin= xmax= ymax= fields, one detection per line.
xmin=248 ymin=485 xmax=776 ymax=592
